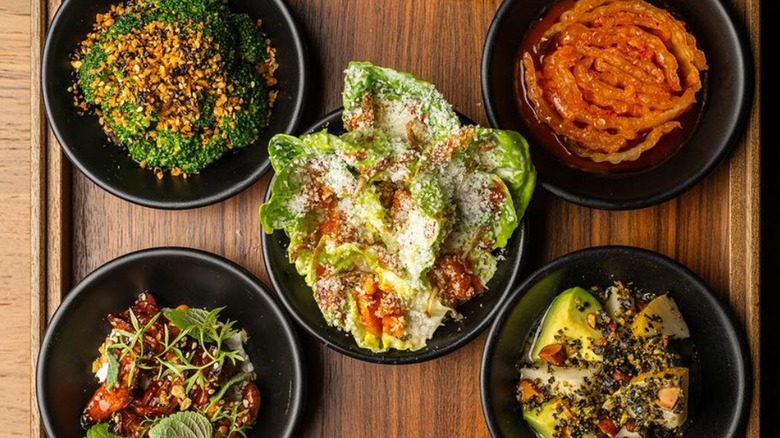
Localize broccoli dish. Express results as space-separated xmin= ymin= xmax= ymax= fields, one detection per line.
xmin=72 ymin=0 xmax=278 ymax=176
xmin=260 ymin=62 xmax=537 ymax=352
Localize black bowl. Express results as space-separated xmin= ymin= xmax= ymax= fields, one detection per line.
xmin=42 ymin=0 xmax=308 ymax=209
xmin=481 ymin=246 xmax=750 ymax=437
xmin=482 ymin=0 xmax=753 ymax=210
xmin=262 ymin=109 xmax=529 ymax=364
xmin=36 ymin=247 xmax=306 ymax=437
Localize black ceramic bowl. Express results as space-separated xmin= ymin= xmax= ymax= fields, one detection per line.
xmin=36 ymin=247 xmax=306 ymax=437
xmin=42 ymin=0 xmax=308 ymax=209
xmin=482 ymin=0 xmax=753 ymax=210
xmin=481 ymin=246 xmax=750 ymax=437
xmin=262 ymin=109 xmax=529 ymax=364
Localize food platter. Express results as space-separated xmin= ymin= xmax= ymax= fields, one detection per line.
xmin=30 ymin=0 xmax=761 ymax=436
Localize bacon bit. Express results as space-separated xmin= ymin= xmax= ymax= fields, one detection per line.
xmin=518 ymin=379 xmax=543 ymax=403
xmin=597 ymin=418 xmax=619 ymax=437
xmin=487 ymin=183 xmax=507 ymax=210
xmin=427 ymin=254 xmax=483 ymax=307
xmin=538 ymin=343 xmax=567 ymax=366
xmin=352 ymin=277 xmax=406 ymax=339
xmin=626 ymin=419 xmax=637 ymax=432
xmin=426 ymin=126 xmax=476 ymax=166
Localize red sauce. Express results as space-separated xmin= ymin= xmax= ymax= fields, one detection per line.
xmin=514 ymin=0 xmax=706 ymax=174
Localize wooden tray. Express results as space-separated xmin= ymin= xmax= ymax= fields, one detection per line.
xmin=31 ymin=0 xmax=762 ymax=436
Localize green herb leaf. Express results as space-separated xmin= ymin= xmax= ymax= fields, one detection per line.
xmin=147 ymin=412 xmax=212 ymax=438
xmin=207 ymin=372 xmax=249 ymax=410
xmin=164 ymin=307 xmax=212 ymax=332
xmin=164 ymin=307 xmax=237 ymax=345
xmin=105 ymin=349 xmax=120 ymax=390
xmin=85 ymin=423 xmax=121 ymax=438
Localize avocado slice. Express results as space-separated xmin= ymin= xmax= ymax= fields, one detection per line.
xmin=632 ymin=295 xmax=690 ymax=339
xmin=531 ymin=287 xmax=605 ymax=363
xmin=522 ymin=400 xmax=558 ymax=438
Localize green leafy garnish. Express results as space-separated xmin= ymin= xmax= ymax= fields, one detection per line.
xmin=164 ymin=307 xmax=238 ymax=346
xmin=85 ymin=423 xmax=121 ymax=438
xmin=105 ymin=349 xmax=120 ymax=390
xmin=207 ymin=372 xmax=249 ymax=411
xmin=147 ymin=412 xmax=212 ymax=438
xmin=155 ymin=307 xmax=244 ymax=392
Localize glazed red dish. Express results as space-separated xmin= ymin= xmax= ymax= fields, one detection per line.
xmin=517 ymin=0 xmax=708 ymax=172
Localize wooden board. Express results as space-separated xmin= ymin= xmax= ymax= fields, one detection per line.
xmin=30 ymin=0 xmax=762 ymax=436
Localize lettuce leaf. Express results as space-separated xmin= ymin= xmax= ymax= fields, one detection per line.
xmin=343 ymin=61 xmax=460 ymax=142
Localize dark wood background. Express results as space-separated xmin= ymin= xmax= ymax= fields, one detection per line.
xmin=30 ymin=0 xmax=762 ymax=436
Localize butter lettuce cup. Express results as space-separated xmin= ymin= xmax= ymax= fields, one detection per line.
xmin=262 ymin=109 xmax=530 ymax=364
xmin=260 ymin=63 xmax=536 ymax=364
xmin=36 ymin=247 xmax=306 ymax=437
xmin=480 ymin=246 xmax=750 ymax=437
xmin=43 ymin=0 xmax=308 ymax=209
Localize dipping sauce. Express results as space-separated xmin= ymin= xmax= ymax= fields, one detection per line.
xmin=516 ymin=0 xmax=708 ymax=173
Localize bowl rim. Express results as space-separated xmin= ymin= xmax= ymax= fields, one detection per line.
xmin=480 ymin=0 xmax=754 ymax=210
xmin=41 ymin=0 xmax=309 ymax=210
xmin=479 ymin=245 xmax=752 ymax=437
xmin=35 ymin=246 xmax=307 ymax=438
xmin=261 ymin=107 xmax=530 ymax=364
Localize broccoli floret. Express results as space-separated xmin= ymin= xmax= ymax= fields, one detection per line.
xmin=203 ymin=13 xmax=238 ymax=67
xmin=106 ymin=8 xmax=145 ymax=37
xmin=229 ymin=13 xmax=266 ymax=63
xmin=79 ymin=43 xmax=109 ymax=105
xmin=195 ymin=94 xmax=217 ymax=129
xmin=145 ymin=0 xmax=237 ymax=66
xmin=221 ymin=63 xmax=269 ymax=148
xmin=102 ymin=102 xmax=158 ymax=144
xmin=151 ymin=0 xmax=224 ymax=18
xmin=129 ymin=130 xmax=226 ymax=173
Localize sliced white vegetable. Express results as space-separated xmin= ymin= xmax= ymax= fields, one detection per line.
xmin=632 ymin=295 xmax=690 ymax=339
xmin=616 ymin=427 xmax=640 ymax=438
xmin=605 ymin=285 xmax=633 ymax=319
xmin=520 ymin=364 xmax=597 ymax=398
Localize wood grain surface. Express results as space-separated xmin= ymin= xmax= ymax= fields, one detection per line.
xmin=23 ymin=0 xmax=762 ymax=437
xmin=0 ymin=0 xmax=33 ymax=437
